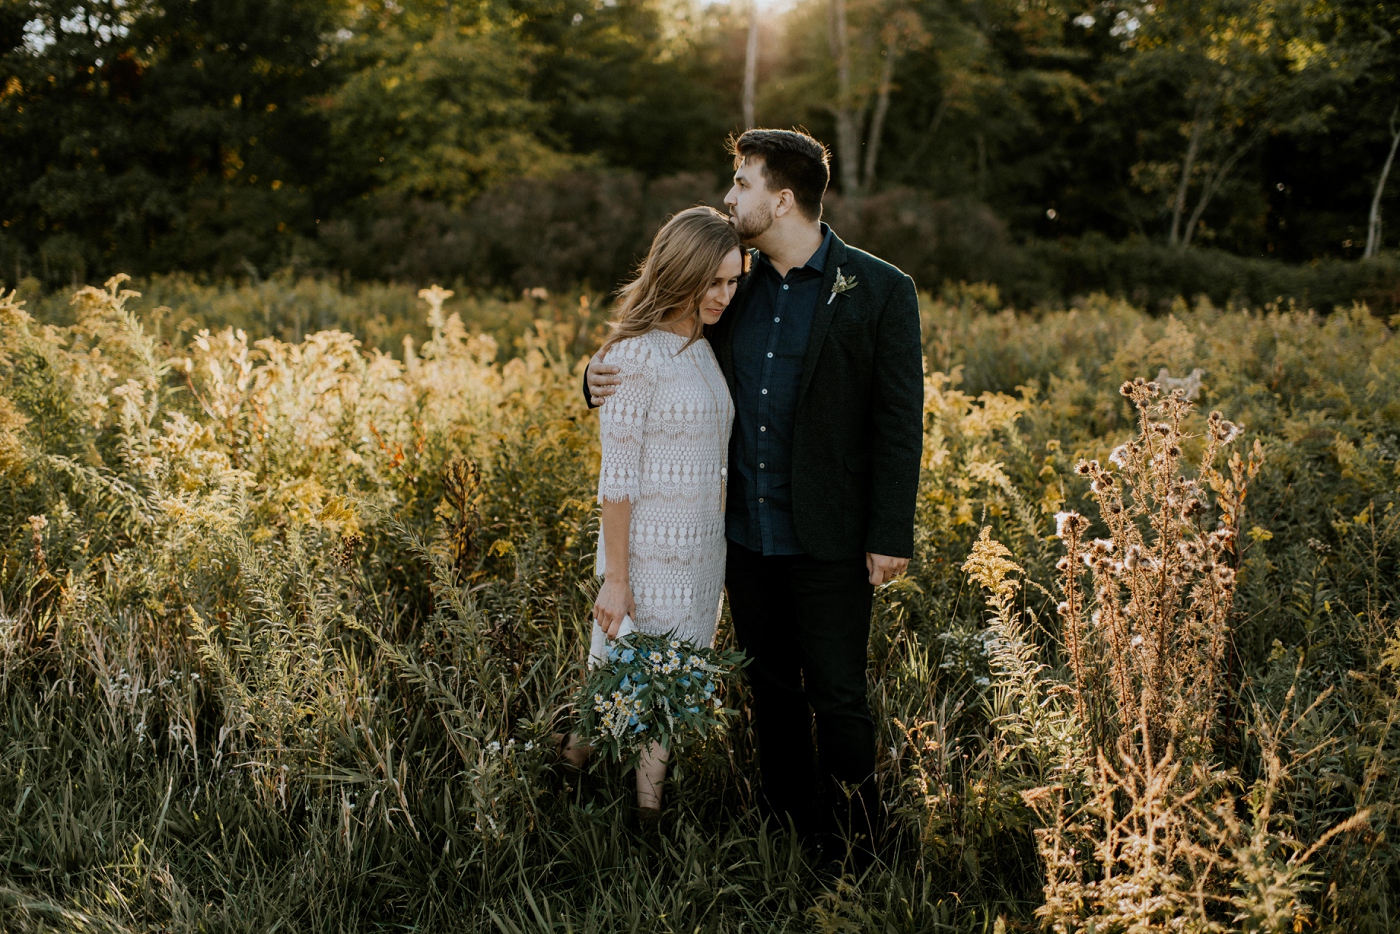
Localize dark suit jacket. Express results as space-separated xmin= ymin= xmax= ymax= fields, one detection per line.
xmin=708 ymin=231 xmax=923 ymax=561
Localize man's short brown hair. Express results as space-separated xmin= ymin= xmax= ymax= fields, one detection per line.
xmin=730 ymin=129 xmax=830 ymax=221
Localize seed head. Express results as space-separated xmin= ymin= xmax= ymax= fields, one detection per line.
xmin=1124 ymin=545 xmax=1143 ymax=571
xmin=1208 ymin=412 xmax=1242 ymax=445
xmin=1054 ymin=511 xmax=1088 ymax=539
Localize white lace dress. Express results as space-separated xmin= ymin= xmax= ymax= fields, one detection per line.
xmin=591 ymin=329 xmax=734 ymax=659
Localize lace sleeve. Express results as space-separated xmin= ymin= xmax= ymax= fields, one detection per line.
xmin=597 ymin=339 xmax=658 ymax=503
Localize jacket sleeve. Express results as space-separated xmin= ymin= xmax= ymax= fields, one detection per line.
xmin=864 ymin=274 xmax=923 ymax=558
xmin=582 ymin=369 xmax=598 ymax=408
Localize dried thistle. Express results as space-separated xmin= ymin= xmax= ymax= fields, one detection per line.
xmin=1067 ymin=381 xmax=1249 ymax=754
xmin=964 ymin=380 xmax=1335 ymax=933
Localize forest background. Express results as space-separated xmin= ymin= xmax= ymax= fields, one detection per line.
xmin=4 ymin=0 xmax=1400 ymax=310
xmin=6 ymin=2 xmax=1400 ymax=932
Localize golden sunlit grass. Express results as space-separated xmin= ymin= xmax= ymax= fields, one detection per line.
xmin=0 ymin=277 xmax=1397 ymax=931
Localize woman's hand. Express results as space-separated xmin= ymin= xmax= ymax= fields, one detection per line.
xmin=596 ymin=499 xmax=633 ymax=636
xmin=594 ymin=576 xmax=637 ymax=638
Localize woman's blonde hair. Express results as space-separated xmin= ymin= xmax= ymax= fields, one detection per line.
xmin=601 ymin=206 xmax=747 ymax=355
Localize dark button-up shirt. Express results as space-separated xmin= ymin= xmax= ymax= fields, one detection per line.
xmin=726 ymin=225 xmax=834 ymax=555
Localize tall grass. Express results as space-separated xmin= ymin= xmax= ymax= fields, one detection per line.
xmin=11 ymin=271 xmax=609 ymax=358
xmin=0 ymin=277 xmax=1397 ymax=931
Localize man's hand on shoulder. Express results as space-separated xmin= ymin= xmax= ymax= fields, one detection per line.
xmin=587 ymin=351 xmax=622 ymax=405
xmin=866 ymin=553 xmax=908 ymax=586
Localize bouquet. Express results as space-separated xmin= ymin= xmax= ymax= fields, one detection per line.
xmin=574 ymin=631 xmax=747 ymax=766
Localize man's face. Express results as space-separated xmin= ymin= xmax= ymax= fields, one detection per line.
xmin=724 ymin=156 xmax=777 ymax=242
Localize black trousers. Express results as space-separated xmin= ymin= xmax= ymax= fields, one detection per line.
xmin=725 ymin=541 xmax=877 ymax=845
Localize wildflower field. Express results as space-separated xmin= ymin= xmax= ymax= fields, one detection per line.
xmin=1 ymin=276 xmax=1398 ymax=932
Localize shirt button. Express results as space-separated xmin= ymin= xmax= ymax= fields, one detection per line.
xmin=782 ymin=284 xmax=789 ymax=291
xmin=759 ymin=463 xmax=765 ymax=469
xmin=760 ymin=425 xmax=766 ymax=431
xmin=759 ymin=497 xmax=764 ymax=503
xmin=773 ymin=317 xmax=780 ymax=322
xmin=767 ymin=352 xmax=773 ymax=358
xmin=761 ymin=388 xmax=768 ymax=394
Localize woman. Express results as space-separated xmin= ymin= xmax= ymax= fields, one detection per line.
xmin=563 ymin=206 xmax=745 ymax=817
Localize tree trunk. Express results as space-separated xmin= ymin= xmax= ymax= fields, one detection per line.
xmin=1180 ymin=129 xmax=1261 ymax=249
xmin=827 ymin=0 xmax=862 ymax=196
xmin=974 ymin=132 xmax=986 ymax=196
xmin=860 ymin=37 xmax=898 ymax=195
xmin=897 ymin=93 xmax=950 ymax=180
xmin=1364 ymin=104 xmax=1400 ymax=259
xmin=742 ymin=0 xmax=760 ymax=129
xmin=1169 ymin=97 xmax=1210 ymax=247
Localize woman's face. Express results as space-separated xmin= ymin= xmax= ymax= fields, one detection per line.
xmin=699 ymin=248 xmax=744 ymax=326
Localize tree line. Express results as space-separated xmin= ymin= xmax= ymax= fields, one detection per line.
xmin=2 ymin=0 xmax=1398 ymax=295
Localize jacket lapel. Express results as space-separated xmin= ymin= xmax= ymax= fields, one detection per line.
xmin=796 ymin=233 xmax=850 ymax=405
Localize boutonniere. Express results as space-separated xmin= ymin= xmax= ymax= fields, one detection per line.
xmin=827 ymin=267 xmax=858 ymax=305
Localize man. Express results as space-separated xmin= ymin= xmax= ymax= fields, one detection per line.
xmin=585 ymin=129 xmax=923 ymax=853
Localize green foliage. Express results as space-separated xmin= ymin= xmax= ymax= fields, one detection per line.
xmin=329 ymin=4 xmax=570 ymax=205
xmin=824 ymin=199 xmax=1400 ymax=313
xmin=317 ymin=170 xmax=725 ymax=290
xmin=0 ymin=0 xmax=342 ymax=279
xmin=1016 ymin=236 xmax=1400 ymax=313
xmin=520 ymin=0 xmax=733 ymax=176
xmin=4 ymin=0 xmax=1400 ymax=295
xmin=1124 ymin=0 xmax=1371 ymax=249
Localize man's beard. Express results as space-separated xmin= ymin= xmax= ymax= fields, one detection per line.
xmin=732 ymin=202 xmax=774 ymax=242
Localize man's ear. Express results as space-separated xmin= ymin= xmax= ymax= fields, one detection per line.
xmin=772 ymin=188 xmax=798 ymax=219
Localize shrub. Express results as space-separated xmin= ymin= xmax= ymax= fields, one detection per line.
xmin=1017 ymin=236 xmax=1400 ymax=314
xmin=317 ymin=170 xmax=724 ymax=291
xmin=822 ymin=190 xmax=1025 ymax=291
